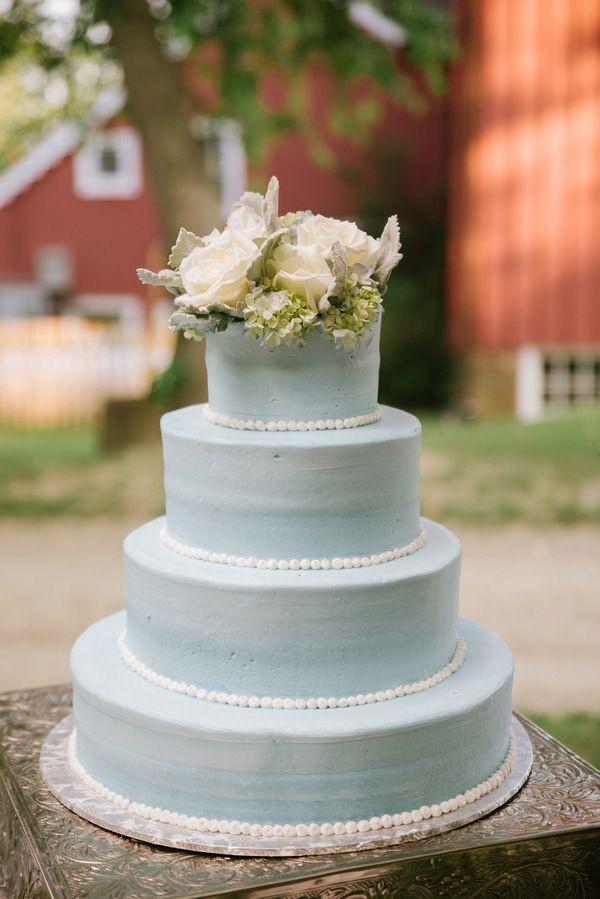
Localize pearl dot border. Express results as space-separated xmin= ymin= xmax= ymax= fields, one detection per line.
xmin=117 ymin=631 xmax=467 ymax=710
xmin=203 ymin=406 xmax=382 ymax=432
xmin=68 ymin=729 xmax=515 ymax=838
xmin=159 ymin=525 xmax=427 ymax=571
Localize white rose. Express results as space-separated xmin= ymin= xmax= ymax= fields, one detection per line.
xmin=296 ymin=214 xmax=380 ymax=268
xmin=226 ymin=205 xmax=267 ymax=242
xmin=267 ymin=242 xmax=334 ymax=308
xmin=178 ymin=229 xmax=260 ymax=312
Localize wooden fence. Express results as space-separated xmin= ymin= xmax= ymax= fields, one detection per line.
xmin=0 ymin=317 xmax=173 ymax=427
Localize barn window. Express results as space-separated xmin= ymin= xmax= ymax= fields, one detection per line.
xmin=189 ymin=117 xmax=247 ymax=219
xmin=99 ymin=144 xmax=119 ymax=174
xmin=73 ymin=127 xmax=142 ymax=199
xmin=517 ymin=347 xmax=600 ymax=420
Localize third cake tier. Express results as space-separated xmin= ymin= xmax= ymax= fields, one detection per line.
xmin=124 ymin=516 xmax=460 ymax=700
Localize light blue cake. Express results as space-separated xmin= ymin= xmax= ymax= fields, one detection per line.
xmin=70 ymin=320 xmax=514 ymax=838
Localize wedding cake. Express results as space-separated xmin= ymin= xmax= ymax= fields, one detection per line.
xmin=68 ymin=179 xmax=514 ymax=845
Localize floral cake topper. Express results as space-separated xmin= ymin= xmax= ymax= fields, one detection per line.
xmin=138 ymin=177 xmax=402 ymax=348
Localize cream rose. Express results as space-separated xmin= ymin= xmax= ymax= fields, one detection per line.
xmin=178 ymin=229 xmax=260 ymax=312
xmin=226 ymin=204 xmax=268 ymax=242
xmin=296 ymin=214 xmax=380 ymax=268
xmin=267 ymin=242 xmax=333 ymax=308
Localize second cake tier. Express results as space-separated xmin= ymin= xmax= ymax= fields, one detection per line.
xmin=162 ymin=403 xmax=421 ymax=562
xmin=124 ymin=517 xmax=461 ymax=701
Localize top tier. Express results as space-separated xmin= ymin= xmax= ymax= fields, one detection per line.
xmin=204 ymin=317 xmax=381 ymax=424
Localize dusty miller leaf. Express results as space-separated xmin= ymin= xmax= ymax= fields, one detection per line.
xmin=169 ymin=310 xmax=233 ymax=338
xmin=168 ymin=227 xmax=204 ymax=268
xmin=137 ymin=267 xmax=183 ymax=291
xmin=247 ymin=227 xmax=287 ymax=283
xmin=373 ymin=215 xmax=402 ymax=286
xmin=263 ymin=175 xmax=280 ymax=233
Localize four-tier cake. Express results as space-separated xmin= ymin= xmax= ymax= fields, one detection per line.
xmin=66 ymin=179 xmax=515 ymax=849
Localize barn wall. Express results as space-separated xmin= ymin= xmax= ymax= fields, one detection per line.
xmin=266 ymin=67 xmax=446 ymax=221
xmin=0 ymin=153 xmax=161 ymax=298
xmin=449 ymin=0 xmax=600 ymax=354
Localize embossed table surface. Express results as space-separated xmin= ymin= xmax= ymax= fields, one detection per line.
xmin=1 ymin=687 xmax=599 ymax=899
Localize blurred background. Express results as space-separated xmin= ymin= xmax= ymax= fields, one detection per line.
xmin=0 ymin=0 xmax=598 ymax=762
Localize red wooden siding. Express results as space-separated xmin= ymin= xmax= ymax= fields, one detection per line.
xmin=448 ymin=0 xmax=600 ymax=351
xmin=0 ymin=152 xmax=161 ymax=297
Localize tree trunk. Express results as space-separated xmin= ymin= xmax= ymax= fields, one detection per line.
xmin=106 ymin=0 xmax=221 ymax=405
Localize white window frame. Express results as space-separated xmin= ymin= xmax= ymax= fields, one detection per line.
xmin=73 ymin=127 xmax=143 ymax=200
xmin=516 ymin=345 xmax=600 ymax=420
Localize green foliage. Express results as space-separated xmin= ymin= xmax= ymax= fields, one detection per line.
xmin=527 ymin=713 xmax=600 ymax=769
xmin=149 ymin=354 xmax=188 ymax=405
xmin=349 ymin=147 xmax=452 ymax=409
xmin=0 ymin=1 xmax=456 ymax=164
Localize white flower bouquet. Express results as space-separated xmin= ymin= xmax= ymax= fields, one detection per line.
xmin=138 ymin=177 xmax=402 ymax=348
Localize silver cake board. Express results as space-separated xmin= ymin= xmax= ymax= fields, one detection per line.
xmin=40 ymin=714 xmax=532 ymax=857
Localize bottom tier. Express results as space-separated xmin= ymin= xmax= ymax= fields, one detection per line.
xmin=71 ymin=612 xmax=513 ymax=829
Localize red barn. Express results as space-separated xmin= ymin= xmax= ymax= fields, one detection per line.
xmin=448 ymin=0 xmax=600 ymax=418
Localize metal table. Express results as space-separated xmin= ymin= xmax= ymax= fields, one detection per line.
xmin=1 ymin=685 xmax=599 ymax=898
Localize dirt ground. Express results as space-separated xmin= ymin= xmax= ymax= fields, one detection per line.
xmin=1 ymin=518 xmax=598 ymax=714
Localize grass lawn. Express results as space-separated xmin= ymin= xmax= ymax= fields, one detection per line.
xmin=420 ymin=407 xmax=600 ymax=525
xmin=0 ymin=425 xmax=163 ymax=519
xmin=528 ymin=712 xmax=600 ymax=769
xmin=0 ymin=406 xmax=599 ymax=523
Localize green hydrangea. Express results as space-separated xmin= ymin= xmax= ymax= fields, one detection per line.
xmin=323 ymin=280 xmax=383 ymax=347
xmin=244 ymin=287 xmax=318 ymax=347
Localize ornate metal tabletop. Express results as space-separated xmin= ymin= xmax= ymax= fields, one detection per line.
xmin=1 ymin=685 xmax=599 ymax=898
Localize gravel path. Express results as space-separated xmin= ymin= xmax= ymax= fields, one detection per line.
xmin=1 ymin=518 xmax=598 ymax=713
